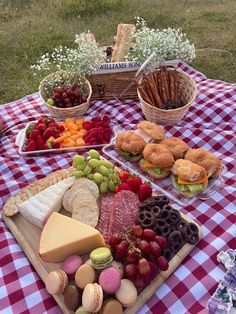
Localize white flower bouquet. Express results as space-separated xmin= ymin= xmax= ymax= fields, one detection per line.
xmin=127 ymin=17 xmax=196 ymax=64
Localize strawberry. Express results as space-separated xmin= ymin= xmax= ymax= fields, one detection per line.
xmin=36 ymin=135 xmax=45 ymax=150
xmin=119 ymin=171 xmax=130 ymax=182
xmin=115 ymin=182 xmax=132 ymax=193
xmin=126 ymin=176 xmax=142 ymax=193
xmin=36 ymin=123 xmax=47 ymax=133
xmin=29 ymin=128 xmax=40 ymax=139
xmin=24 ymin=139 xmax=37 ymax=152
xmin=42 ymin=127 xmax=60 ymax=140
xmin=138 ymin=183 xmax=152 ymax=202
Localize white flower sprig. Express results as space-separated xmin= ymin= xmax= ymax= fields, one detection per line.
xmin=31 ymin=31 xmax=105 ymax=77
xmin=127 ymin=17 xmax=196 ymax=63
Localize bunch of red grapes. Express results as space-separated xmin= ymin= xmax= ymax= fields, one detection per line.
xmin=49 ymin=82 xmax=88 ymax=108
xmin=108 ymin=225 xmax=169 ymax=288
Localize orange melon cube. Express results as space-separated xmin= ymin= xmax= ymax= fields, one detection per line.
xmin=76 ymin=119 xmax=84 ymax=125
xmin=62 ymin=131 xmax=71 ymax=138
xmin=76 ymin=138 xmax=86 ymax=146
xmin=65 ymin=118 xmax=75 ymax=124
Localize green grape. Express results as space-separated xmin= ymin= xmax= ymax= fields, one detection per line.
xmin=88 ymin=149 xmax=100 ymax=159
xmin=74 ymin=170 xmax=84 ymax=179
xmin=83 ymin=165 xmax=92 ymax=176
xmin=93 ymin=173 xmax=104 ymax=184
xmin=100 ymin=181 xmax=109 ymax=193
xmin=86 ymin=173 xmax=93 ymax=180
xmin=100 ymin=160 xmax=113 ymax=169
xmin=108 ymin=180 xmax=116 ymax=192
xmin=72 ymin=155 xmax=86 ymax=167
xmin=98 ymin=165 xmax=110 ymax=176
xmin=103 ymin=176 xmax=109 ymax=182
xmin=76 ymin=163 xmax=86 ymax=171
xmin=109 ymin=173 xmax=119 ymax=181
xmin=88 ymin=158 xmax=101 ymax=168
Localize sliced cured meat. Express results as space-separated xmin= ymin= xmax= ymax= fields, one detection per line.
xmin=108 ymin=190 xmax=139 ymax=240
xmin=97 ymin=193 xmax=114 ymax=242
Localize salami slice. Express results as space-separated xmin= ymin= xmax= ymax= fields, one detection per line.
xmin=97 ymin=193 xmax=114 ymax=242
xmin=108 ymin=190 xmax=139 ymax=240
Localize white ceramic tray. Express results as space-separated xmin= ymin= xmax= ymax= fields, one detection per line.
xmin=16 ymin=117 xmax=120 ymax=155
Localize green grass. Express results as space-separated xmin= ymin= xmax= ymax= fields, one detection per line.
xmin=0 ymin=0 xmax=236 ymax=104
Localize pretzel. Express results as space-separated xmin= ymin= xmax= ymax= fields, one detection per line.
xmin=182 ymin=223 xmax=199 ymax=244
xmin=168 ymin=231 xmax=183 ymax=253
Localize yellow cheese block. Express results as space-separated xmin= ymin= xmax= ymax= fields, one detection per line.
xmin=39 ymin=212 xmax=105 ymax=263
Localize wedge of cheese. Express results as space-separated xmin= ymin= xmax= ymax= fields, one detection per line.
xmin=18 ymin=177 xmax=75 ymax=229
xmin=39 ymin=212 xmax=105 ymax=263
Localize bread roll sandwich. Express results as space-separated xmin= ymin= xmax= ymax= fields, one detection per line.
xmin=139 ymin=144 xmax=175 ymax=179
xmin=115 ymin=130 xmax=146 ymax=161
xmin=111 ymin=23 xmax=135 ymax=62
xmin=171 ymin=159 xmax=208 ymax=197
xmin=184 ymin=148 xmax=222 ymax=179
xmin=159 ymin=137 xmax=189 ymax=160
xmin=137 ymin=121 xmax=165 ymax=142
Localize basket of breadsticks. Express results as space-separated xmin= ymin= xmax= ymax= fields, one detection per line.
xmin=137 ymin=66 xmax=197 ymax=125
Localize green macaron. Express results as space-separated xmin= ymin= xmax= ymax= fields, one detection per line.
xmin=90 ymin=247 xmax=113 ymax=270
xmin=75 ymin=306 xmax=90 ymax=314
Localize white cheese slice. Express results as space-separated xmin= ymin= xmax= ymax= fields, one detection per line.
xmin=18 ymin=177 xmax=75 ymax=229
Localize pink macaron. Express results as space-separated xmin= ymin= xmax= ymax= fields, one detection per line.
xmin=98 ymin=267 xmax=121 ymax=294
xmin=62 ymin=255 xmax=83 ymax=276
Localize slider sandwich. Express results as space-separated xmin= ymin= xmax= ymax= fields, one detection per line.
xmin=171 ymin=159 xmax=208 ymax=197
xmin=115 ymin=130 xmax=146 ymax=161
xmin=185 ymin=148 xmax=222 ymax=179
xmin=159 ymin=137 xmax=189 ymax=160
xmin=140 ymin=144 xmax=175 ymax=179
xmin=136 ymin=121 xmax=165 ymax=143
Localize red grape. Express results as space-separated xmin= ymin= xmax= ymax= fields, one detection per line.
xmin=132 ymin=225 xmax=143 ymax=237
xmin=133 ymin=274 xmax=145 ymax=288
xmin=124 ymin=264 xmax=139 ymax=278
xmin=154 ymin=236 xmax=168 ymax=250
xmin=116 ymin=240 xmax=129 ymax=259
xmin=108 ymin=234 xmax=122 ymax=248
xmin=150 ymin=241 xmax=161 ymax=257
xmin=138 ymin=258 xmax=151 ymax=275
xmin=126 ymin=250 xmax=138 ymax=263
xmin=142 ymin=229 xmax=156 ymax=241
xmin=139 ymin=240 xmax=151 ymax=254
xmin=156 ymin=256 xmax=169 ymax=271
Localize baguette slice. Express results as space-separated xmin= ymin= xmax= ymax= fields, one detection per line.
xmin=111 ymin=23 xmax=135 ymax=62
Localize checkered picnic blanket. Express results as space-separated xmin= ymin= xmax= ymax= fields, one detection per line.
xmin=0 ymin=61 xmax=236 ymax=314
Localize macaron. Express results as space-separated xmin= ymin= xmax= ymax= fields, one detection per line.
xmin=45 ymin=270 xmax=68 ymax=295
xmin=75 ymin=264 xmax=96 ymax=289
xmin=85 ymin=259 xmax=93 ymax=266
xmin=99 ymin=267 xmax=121 ymax=294
xmin=63 ymin=255 xmax=83 ymax=276
xmin=82 ymin=283 xmax=103 ymax=313
xmin=75 ymin=306 xmax=90 ymax=314
xmin=115 ymin=279 xmax=137 ymax=307
xmin=90 ymin=247 xmax=113 ymax=270
xmin=99 ymin=298 xmax=123 ymax=314
xmin=63 ymin=283 xmax=82 ymax=311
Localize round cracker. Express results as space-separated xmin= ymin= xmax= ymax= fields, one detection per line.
xmin=71 ymin=191 xmax=99 ymax=228
xmin=62 ymin=189 xmax=73 ymax=213
xmin=71 ymin=178 xmax=99 ymax=199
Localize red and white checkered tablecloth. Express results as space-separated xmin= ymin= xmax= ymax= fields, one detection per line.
xmin=0 ymin=61 xmax=236 ymax=314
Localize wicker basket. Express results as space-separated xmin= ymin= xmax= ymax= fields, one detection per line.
xmin=39 ymin=72 xmax=92 ymax=119
xmin=138 ymin=68 xmax=197 ymax=125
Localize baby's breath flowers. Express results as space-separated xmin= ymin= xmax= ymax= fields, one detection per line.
xmin=127 ymin=17 xmax=196 ymax=63
xmin=31 ymin=31 xmax=105 ymax=78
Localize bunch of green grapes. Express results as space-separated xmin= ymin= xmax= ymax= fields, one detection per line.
xmin=72 ymin=149 xmax=120 ymax=193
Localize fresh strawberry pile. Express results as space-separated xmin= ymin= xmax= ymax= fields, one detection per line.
xmin=83 ymin=116 xmax=112 ymax=146
xmin=24 ymin=117 xmax=64 ymax=151
xmin=115 ymin=171 xmax=153 ymax=202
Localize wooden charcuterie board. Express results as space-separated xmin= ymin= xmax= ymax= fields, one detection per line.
xmin=2 ymin=170 xmax=201 ymax=314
